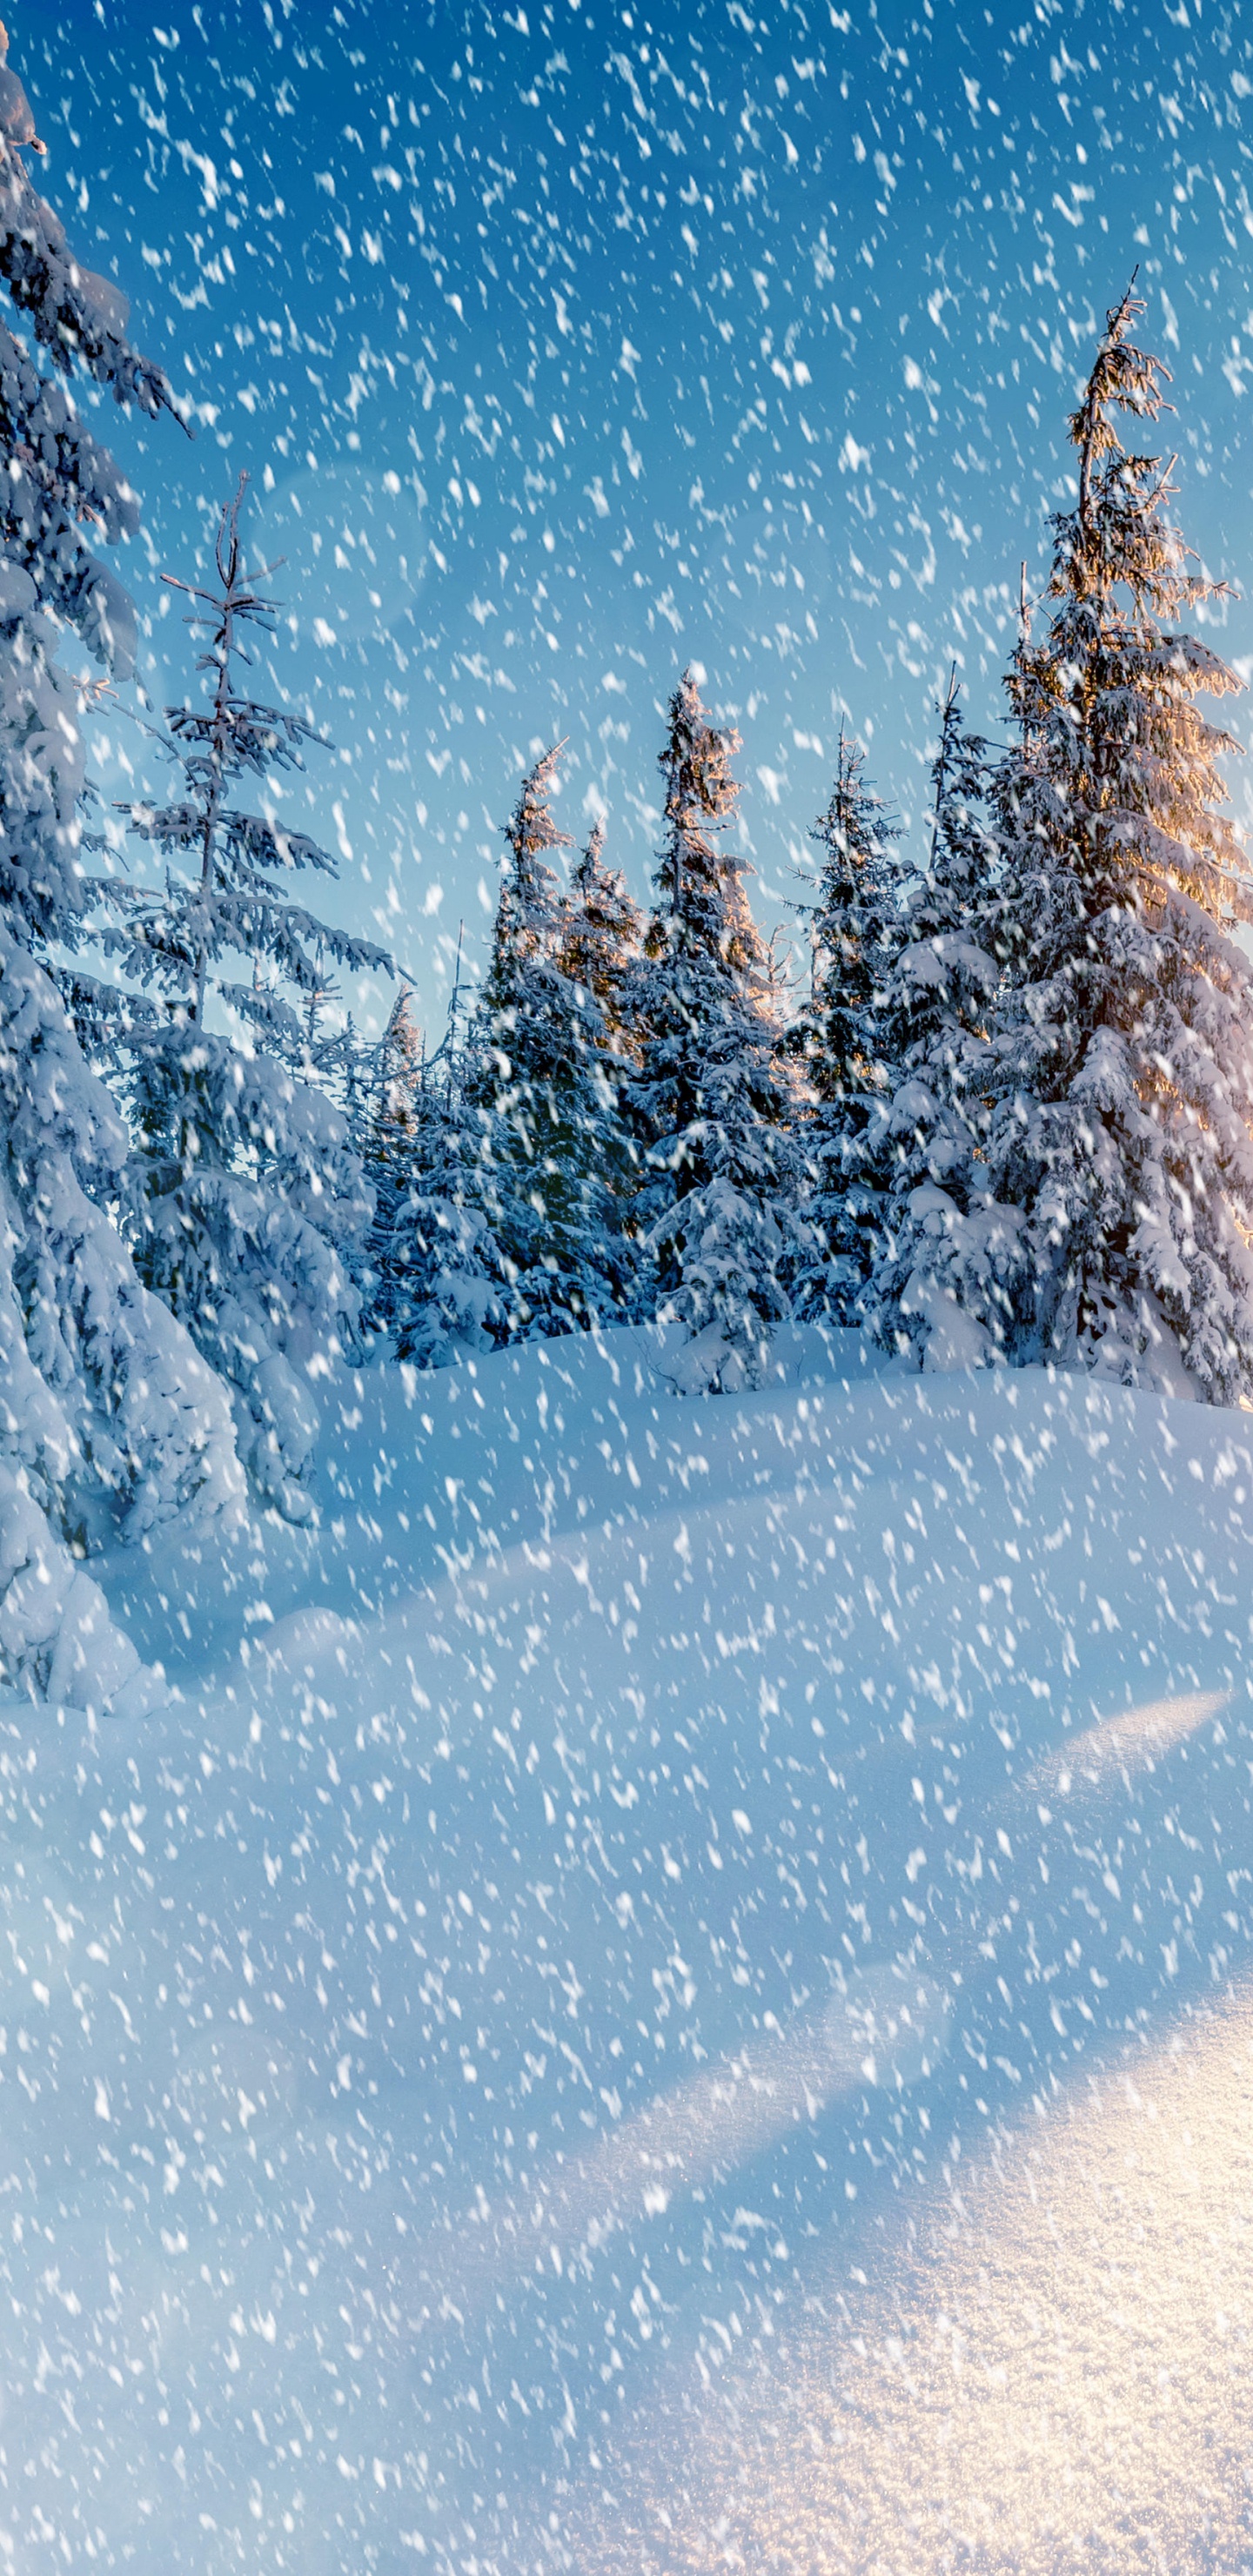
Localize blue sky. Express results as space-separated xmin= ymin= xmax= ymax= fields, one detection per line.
xmin=31 ymin=0 xmax=1253 ymax=1030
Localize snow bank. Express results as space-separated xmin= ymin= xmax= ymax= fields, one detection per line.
xmin=0 ymin=1463 xmax=164 ymax=1716
xmin=4 ymin=1329 xmax=1253 ymax=2571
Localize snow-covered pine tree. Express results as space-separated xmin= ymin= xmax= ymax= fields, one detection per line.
xmin=102 ymin=478 xmax=391 ymax=1519
xmin=554 ymin=811 xmax=646 ymax=1294
xmin=882 ymin=285 xmax=1253 ymax=1396
xmin=787 ymin=728 xmax=901 ymax=1323
xmin=350 ymin=984 xmax=419 ymax=1341
xmin=632 ymin=668 xmax=801 ymax=1389
xmin=383 ymin=1017 xmax=507 ymax=1370
xmin=556 ymin=817 xmax=643 ymax=1047
xmin=357 ymin=982 xmax=499 ymax=1363
xmin=888 ymin=671 xmax=1001 ymax=1056
xmin=864 ymin=674 xmax=1008 ymax=1365
xmin=0 ymin=30 xmax=245 ymax=1703
xmin=468 ymin=747 xmax=637 ymax=1336
xmin=360 ymin=983 xmax=422 ymax=1301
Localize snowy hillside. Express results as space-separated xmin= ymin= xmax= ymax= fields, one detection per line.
xmin=3 ymin=1336 xmax=1252 ymax=2573
xmin=8 ymin=5 xmax=1253 ymax=2570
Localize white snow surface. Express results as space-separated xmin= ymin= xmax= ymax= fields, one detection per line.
xmin=4 ymin=1325 xmax=1253 ymax=2573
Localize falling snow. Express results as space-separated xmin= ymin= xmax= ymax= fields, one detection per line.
xmin=4 ymin=1 xmax=1253 ymax=2569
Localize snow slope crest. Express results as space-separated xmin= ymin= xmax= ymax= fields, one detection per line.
xmin=4 ymin=1321 xmax=1253 ymax=2573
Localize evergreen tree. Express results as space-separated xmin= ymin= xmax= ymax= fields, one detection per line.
xmin=102 ymin=478 xmax=391 ymax=1519
xmin=358 ymin=983 xmax=501 ymax=1364
xmin=880 ymin=285 xmax=1253 ymax=1396
xmin=788 ymin=730 xmax=902 ymax=1323
xmin=632 ymin=668 xmax=801 ymax=1389
xmin=357 ymin=985 xmax=423 ymax=1340
xmin=556 ymin=817 xmax=643 ymax=1047
xmin=865 ymin=675 xmax=1007 ymax=1363
xmin=468 ymin=747 xmax=637 ymax=1336
xmin=554 ymin=812 xmax=646 ymax=1295
xmin=889 ymin=671 xmax=1001 ymax=1056
xmin=277 ymin=967 xmax=359 ymax=1103
xmin=0 ymin=32 xmax=244 ymax=1699
xmin=385 ymin=1022 xmax=507 ymax=1370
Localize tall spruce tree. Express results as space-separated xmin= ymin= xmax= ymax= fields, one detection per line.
xmin=878 ymin=286 xmax=1253 ymax=1396
xmin=358 ymin=985 xmax=422 ymax=1340
xmin=865 ymin=675 xmax=1008 ymax=1364
xmin=0 ymin=30 xmax=245 ymax=1701
xmin=788 ymin=730 xmax=902 ymax=1323
xmin=888 ymin=671 xmax=1001 ymax=1057
xmin=363 ymin=981 xmax=506 ymax=1366
xmin=385 ymin=1028 xmax=507 ymax=1369
xmin=469 ymin=747 xmax=637 ymax=1336
xmin=556 ymin=817 xmax=643 ymax=1047
xmin=632 ymin=668 xmax=801 ymax=1389
xmin=101 ymin=479 xmax=390 ymax=1519
xmin=554 ymin=813 xmax=646 ymax=1298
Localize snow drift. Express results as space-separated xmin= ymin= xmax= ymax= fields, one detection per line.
xmin=1 ymin=1327 xmax=1252 ymax=2573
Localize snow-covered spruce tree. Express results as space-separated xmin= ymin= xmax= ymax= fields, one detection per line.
xmin=887 ymin=671 xmax=1001 ymax=1058
xmin=382 ymin=1021 xmax=507 ymax=1371
xmin=467 ymin=747 xmax=638 ymax=1337
xmin=103 ymin=478 xmax=390 ymax=1519
xmin=631 ymin=669 xmax=802 ymax=1390
xmin=864 ymin=674 xmax=1008 ymax=1365
xmin=787 ymin=729 xmax=902 ymax=1324
xmin=880 ymin=285 xmax=1253 ymax=1396
xmin=0 ymin=32 xmax=245 ymax=1703
xmin=553 ymin=811 xmax=646 ymax=1282
xmin=358 ymin=983 xmax=500 ymax=1365
xmin=556 ymin=816 xmax=644 ymax=1049
xmin=358 ymin=983 xmax=423 ymax=1338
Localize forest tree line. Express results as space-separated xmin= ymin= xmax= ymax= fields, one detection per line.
xmin=0 ymin=2 xmax=1251 ymax=1701
xmin=361 ymin=280 xmax=1253 ymax=1419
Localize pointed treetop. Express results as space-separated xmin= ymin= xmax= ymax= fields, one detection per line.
xmin=557 ymin=814 xmax=642 ymax=1021
xmin=925 ymin=669 xmax=991 ymax=892
xmin=810 ymin=725 xmax=898 ymax=887
xmin=163 ymin=472 xmax=285 ymax=661
xmin=573 ymin=815 xmax=607 ymax=895
xmin=651 ymin=667 xmax=755 ymax=976
xmin=504 ymin=741 xmax=573 ymax=874
xmin=106 ymin=473 xmax=391 ymax=1029
xmin=928 ymin=665 xmax=962 ymax=863
xmin=492 ymin=741 xmax=573 ymax=964
xmin=373 ymin=986 xmax=424 ymax=1138
xmin=382 ymin=983 xmax=421 ymax=1062
xmin=658 ymin=667 xmax=741 ymax=861
xmin=1066 ymin=274 xmax=1169 ymax=531
xmin=1001 ymin=281 xmax=1244 ymax=925
xmin=151 ymin=474 xmax=333 ymax=822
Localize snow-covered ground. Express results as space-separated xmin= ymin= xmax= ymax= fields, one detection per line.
xmin=3 ymin=1330 xmax=1253 ymax=2573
